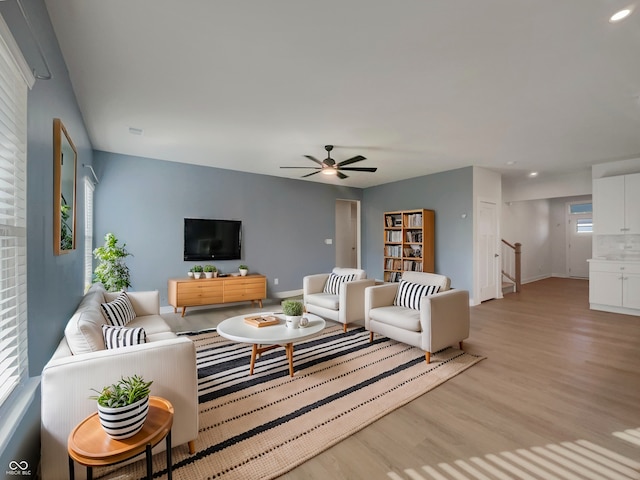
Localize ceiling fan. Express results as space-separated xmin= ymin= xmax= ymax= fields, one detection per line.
xmin=280 ymin=145 xmax=377 ymax=179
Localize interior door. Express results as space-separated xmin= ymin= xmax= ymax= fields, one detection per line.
xmin=478 ymin=201 xmax=498 ymax=302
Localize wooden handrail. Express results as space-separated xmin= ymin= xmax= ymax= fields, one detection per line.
xmin=501 ymin=240 xmax=521 ymax=293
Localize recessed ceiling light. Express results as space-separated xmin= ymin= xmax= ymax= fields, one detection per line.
xmin=506 ymin=161 xmax=516 ymax=166
xmin=528 ymin=171 xmax=538 ymax=177
xmin=610 ymin=7 xmax=632 ymax=22
xmin=129 ymin=127 xmax=143 ymax=135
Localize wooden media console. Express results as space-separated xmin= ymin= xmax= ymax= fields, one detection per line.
xmin=168 ymin=274 xmax=267 ymax=317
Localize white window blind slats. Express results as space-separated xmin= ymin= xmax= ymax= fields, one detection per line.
xmin=0 ymin=15 xmax=28 ymax=408
xmin=84 ymin=178 xmax=94 ymax=290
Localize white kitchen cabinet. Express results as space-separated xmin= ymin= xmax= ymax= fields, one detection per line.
xmin=593 ymin=173 xmax=640 ymax=235
xmin=589 ymin=260 xmax=640 ymax=315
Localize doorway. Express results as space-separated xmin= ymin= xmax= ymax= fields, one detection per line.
xmin=335 ymin=200 xmax=360 ymax=268
xmin=566 ymin=202 xmax=592 ymax=278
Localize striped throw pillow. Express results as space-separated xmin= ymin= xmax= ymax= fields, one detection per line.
xmin=323 ymin=273 xmax=357 ymax=295
xmin=393 ymin=280 xmax=440 ymax=310
xmin=102 ymin=325 xmax=147 ymax=349
xmin=101 ymin=291 xmax=136 ymax=326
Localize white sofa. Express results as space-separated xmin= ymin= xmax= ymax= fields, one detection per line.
xmin=365 ymin=272 xmax=470 ymax=363
xmin=303 ymin=268 xmax=375 ymax=332
xmin=41 ymin=283 xmax=198 ymax=480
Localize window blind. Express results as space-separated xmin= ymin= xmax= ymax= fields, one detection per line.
xmin=0 ymin=15 xmax=31 ymax=407
xmin=84 ymin=177 xmax=94 ymax=290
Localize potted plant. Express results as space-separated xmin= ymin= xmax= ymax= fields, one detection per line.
xmin=90 ymin=375 xmax=153 ymax=439
xmin=204 ymin=265 xmax=217 ymax=278
xmin=192 ymin=265 xmax=203 ymax=279
xmin=93 ymin=233 xmax=132 ymax=292
xmin=282 ymin=299 xmax=304 ymax=329
xmin=239 ymin=264 xmax=248 ymax=276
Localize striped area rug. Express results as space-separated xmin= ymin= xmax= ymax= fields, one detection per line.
xmin=100 ymin=325 xmax=484 ymax=480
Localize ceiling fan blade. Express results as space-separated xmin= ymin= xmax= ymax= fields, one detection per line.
xmin=337 ymin=171 xmax=348 ymax=179
xmin=337 ymin=155 xmax=366 ymax=167
xmin=304 ymin=155 xmax=324 ymax=166
xmin=280 ymin=166 xmax=321 ymax=169
xmin=339 ymin=167 xmax=377 ymax=172
xmin=302 ymin=171 xmax=321 ymax=178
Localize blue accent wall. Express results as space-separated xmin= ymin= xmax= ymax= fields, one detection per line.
xmin=93 ymin=151 xmax=362 ymax=299
xmin=0 ymin=0 xmax=93 ymax=474
xmin=362 ymin=167 xmax=474 ymax=291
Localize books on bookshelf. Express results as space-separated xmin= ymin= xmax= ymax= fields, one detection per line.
xmin=383 ymin=208 xmax=435 ymax=282
xmin=244 ymin=315 xmax=279 ymax=327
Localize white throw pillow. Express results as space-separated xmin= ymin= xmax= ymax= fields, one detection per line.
xmin=102 ymin=324 xmax=147 ymax=349
xmin=393 ymin=280 xmax=440 ymax=310
xmin=323 ymin=273 xmax=357 ymax=295
xmin=101 ymin=291 xmax=136 ymax=326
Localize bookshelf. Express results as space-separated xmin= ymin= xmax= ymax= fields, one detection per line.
xmin=383 ymin=209 xmax=435 ymax=282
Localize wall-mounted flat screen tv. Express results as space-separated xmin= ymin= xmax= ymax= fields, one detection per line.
xmin=184 ymin=218 xmax=242 ymax=261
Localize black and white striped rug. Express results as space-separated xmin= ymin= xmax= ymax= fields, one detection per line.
xmin=105 ymin=325 xmax=484 ymax=480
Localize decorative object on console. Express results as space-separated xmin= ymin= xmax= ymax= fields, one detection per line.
xmin=282 ymin=299 xmax=304 ymax=329
xmin=90 ymin=375 xmax=153 ymax=439
xmin=192 ymin=265 xmax=203 ymax=279
xmin=93 ymin=233 xmax=132 ymax=291
xmin=239 ymin=264 xmax=248 ymax=276
xmin=204 ymin=265 xmax=217 ymax=278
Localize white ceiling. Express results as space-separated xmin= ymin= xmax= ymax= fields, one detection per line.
xmin=43 ymin=0 xmax=640 ymax=188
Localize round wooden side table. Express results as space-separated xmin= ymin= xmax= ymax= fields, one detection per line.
xmin=68 ymin=396 xmax=174 ymax=480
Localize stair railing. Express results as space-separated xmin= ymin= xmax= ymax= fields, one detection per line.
xmin=501 ymin=239 xmax=521 ymax=293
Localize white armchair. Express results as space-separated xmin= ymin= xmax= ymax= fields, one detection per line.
xmin=304 ymin=268 xmax=375 ymax=332
xmin=365 ymin=272 xmax=470 ymax=363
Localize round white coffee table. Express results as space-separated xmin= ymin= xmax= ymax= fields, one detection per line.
xmin=217 ymin=312 xmax=325 ymax=377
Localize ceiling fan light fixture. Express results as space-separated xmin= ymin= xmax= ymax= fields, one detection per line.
xmin=322 ymin=167 xmax=337 ymax=175
xmin=610 ymin=7 xmax=632 ymax=22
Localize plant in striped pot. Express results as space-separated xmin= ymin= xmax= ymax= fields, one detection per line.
xmin=90 ymin=375 xmax=153 ymax=439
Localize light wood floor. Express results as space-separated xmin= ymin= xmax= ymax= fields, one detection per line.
xmin=163 ymin=278 xmax=640 ymax=479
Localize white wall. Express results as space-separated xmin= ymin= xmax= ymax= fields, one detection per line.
xmin=502 ymin=199 xmax=552 ymax=284
xmin=503 ymin=169 xmax=592 ymax=202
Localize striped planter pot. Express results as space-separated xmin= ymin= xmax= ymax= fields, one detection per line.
xmin=97 ymin=396 xmax=149 ymax=440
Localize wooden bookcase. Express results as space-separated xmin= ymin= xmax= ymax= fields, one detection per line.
xmin=383 ymin=209 xmax=435 ymax=282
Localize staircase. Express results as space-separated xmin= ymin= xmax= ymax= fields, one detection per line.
xmin=501 ymin=240 xmax=521 ymax=295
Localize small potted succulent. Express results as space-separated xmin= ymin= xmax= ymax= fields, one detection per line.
xmin=238 ymin=264 xmax=248 ymax=276
xmin=282 ymin=299 xmax=304 ymax=329
xmin=192 ymin=265 xmax=204 ymax=279
xmin=204 ymin=265 xmax=217 ymax=278
xmin=90 ymin=375 xmax=153 ymax=439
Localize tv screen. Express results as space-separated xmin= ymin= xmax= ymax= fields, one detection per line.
xmin=184 ymin=218 xmax=242 ymax=261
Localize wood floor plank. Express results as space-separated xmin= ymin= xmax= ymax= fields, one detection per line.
xmin=278 ymin=278 xmax=640 ymax=479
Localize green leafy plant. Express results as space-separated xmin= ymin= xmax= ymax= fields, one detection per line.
xmin=60 ymin=203 xmax=73 ymax=250
xmin=282 ymin=299 xmax=303 ymax=317
xmin=90 ymin=375 xmax=152 ymax=408
xmin=93 ymin=233 xmax=132 ymax=292
xmin=193 ymin=265 xmax=204 ymax=273
xmin=239 ymin=264 xmax=248 ymax=270
xmin=204 ymin=265 xmax=217 ymax=272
